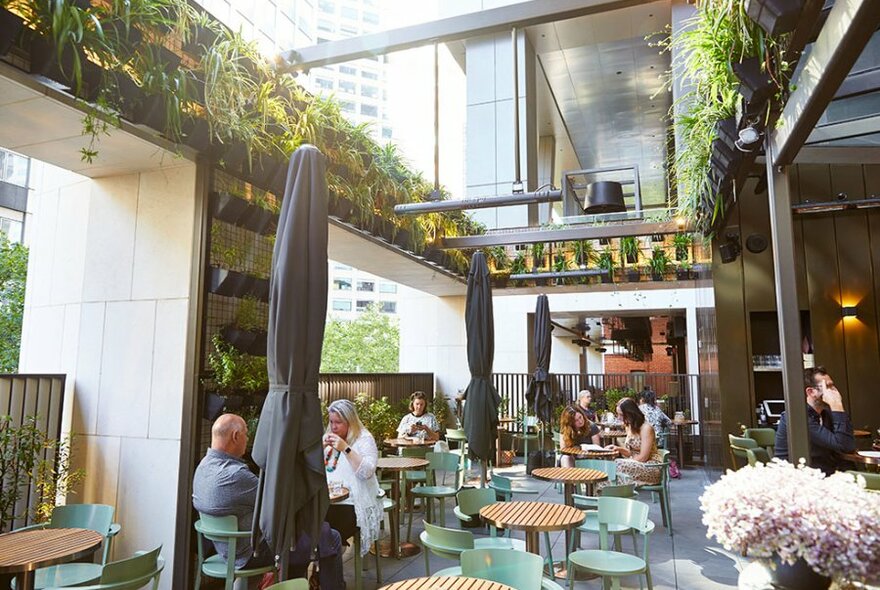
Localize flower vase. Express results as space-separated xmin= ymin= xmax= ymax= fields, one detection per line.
xmin=743 ymin=557 xmax=831 ymax=590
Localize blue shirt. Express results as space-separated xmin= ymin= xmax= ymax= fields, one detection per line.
xmin=775 ymin=404 xmax=855 ymax=475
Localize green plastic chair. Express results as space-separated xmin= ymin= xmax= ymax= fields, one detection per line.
xmin=575 ymin=458 xmax=618 ymax=489
xmin=14 ymin=504 xmax=121 ymax=589
xmin=407 ymin=452 xmax=462 ymax=539
xmin=462 ymin=548 xmax=544 ymax=590
xmin=446 ymin=428 xmax=469 ymax=471
xmin=487 ymin=471 xmax=539 ymax=501
xmin=635 ymin=449 xmax=672 ymax=536
xmin=419 ymin=520 xmax=524 ymax=576
xmin=567 ymin=497 xmax=654 ymax=590
xmin=399 ymin=446 xmax=429 ymax=515
xmin=194 ymin=514 xmax=276 ymax=590
xmin=745 ymin=447 xmax=771 ymax=466
xmin=372 ymin=494 xmax=396 ymax=586
xmin=847 ymin=470 xmax=880 ymax=491
xmin=43 ymin=546 xmax=164 ymax=590
xmin=744 ymin=428 xmax=776 ymax=457
xmin=265 ymin=579 xmax=309 ymax=590
xmin=511 ymin=415 xmax=541 ymax=463
xmin=453 ymin=488 xmax=497 ymax=528
xmin=570 ymin=484 xmax=648 ymax=552
xmin=728 ymin=434 xmax=758 ymax=469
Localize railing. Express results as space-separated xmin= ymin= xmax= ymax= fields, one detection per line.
xmin=319 ymin=373 xmax=434 ymax=407
xmin=0 ymin=374 xmax=67 ymax=532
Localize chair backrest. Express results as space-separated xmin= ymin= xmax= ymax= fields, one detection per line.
xmin=599 ymin=483 xmax=636 ymax=498
xmin=552 ymin=431 xmax=561 ymax=447
xmin=401 ymin=446 xmax=428 ymax=458
xmin=50 ymin=504 xmax=114 ymax=536
xmin=99 ymin=546 xmax=164 ymax=589
xmin=728 ymin=434 xmax=758 ymax=449
xmin=743 ymin=428 xmax=776 ymax=449
xmin=656 ymin=432 xmax=668 ymax=450
xmin=446 ymin=428 xmax=467 ymax=442
xmin=745 ymin=447 xmax=770 ymax=466
xmin=847 ymin=470 xmax=880 ymax=491
xmin=422 ymin=520 xmax=474 ymax=550
xmin=597 ymin=497 xmax=650 ymax=550
xmin=426 ymin=451 xmax=461 ymax=486
xmin=460 ymin=548 xmax=543 ymax=590
xmin=575 ymin=458 xmax=617 ymax=481
xmin=195 ymin=514 xmax=241 ymax=545
xmin=489 ymin=471 xmax=512 ymax=500
xmin=266 ymin=579 xmax=309 ymax=590
xmin=456 ymin=488 xmax=496 ymax=515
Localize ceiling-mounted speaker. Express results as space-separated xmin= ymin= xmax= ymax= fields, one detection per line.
xmin=584 ymin=181 xmax=626 ymax=214
xmin=746 ymin=233 xmax=769 ymax=253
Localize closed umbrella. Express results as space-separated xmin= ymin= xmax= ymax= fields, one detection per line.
xmin=251 ymin=145 xmax=329 ymax=576
xmin=525 ymin=294 xmax=554 ymax=424
xmin=462 ymin=251 xmax=499 ymax=486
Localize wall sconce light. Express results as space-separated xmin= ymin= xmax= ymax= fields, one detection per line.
xmin=842 ymin=306 xmax=858 ymax=318
xmin=719 ymin=232 xmax=742 ymax=264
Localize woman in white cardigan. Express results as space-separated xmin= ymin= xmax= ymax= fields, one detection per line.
xmin=323 ymin=399 xmax=383 ymax=554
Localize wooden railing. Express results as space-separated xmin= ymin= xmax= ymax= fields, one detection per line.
xmin=319 ymin=373 xmax=434 ymax=407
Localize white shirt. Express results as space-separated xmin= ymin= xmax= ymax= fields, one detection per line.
xmin=396 ymin=412 xmax=440 ymax=439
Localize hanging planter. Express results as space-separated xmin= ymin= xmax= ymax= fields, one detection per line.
xmin=210 ymin=191 xmax=250 ymax=225
xmin=129 ymin=94 xmax=167 ymax=132
xmin=0 ymin=9 xmax=24 ymax=56
xmin=182 ymin=117 xmax=214 ymax=153
xmin=626 ymin=268 xmax=641 ymax=283
xmin=221 ymin=326 xmax=268 ymax=357
xmin=238 ymin=205 xmax=277 ymax=235
xmin=207 ymin=267 xmax=269 ymax=302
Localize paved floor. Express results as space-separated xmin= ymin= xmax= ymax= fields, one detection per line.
xmin=341 ymin=464 xmax=744 ymax=590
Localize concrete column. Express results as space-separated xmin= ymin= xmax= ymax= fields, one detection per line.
xmin=686 ymin=304 xmax=701 ymax=422
xmin=537 ymin=135 xmax=556 ymax=225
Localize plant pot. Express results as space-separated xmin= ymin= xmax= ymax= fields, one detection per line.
xmin=208 ymin=267 xmax=247 ymax=297
xmin=210 ymin=191 xmax=250 ymax=225
xmin=222 ymin=143 xmax=249 ymax=174
xmin=741 ymin=557 xmax=831 ymax=590
xmin=249 ymin=277 xmax=270 ymax=301
xmin=183 ymin=117 xmax=214 ymax=153
xmin=203 ymin=392 xmax=226 ymax=421
xmin=29 ymin=37 xmax=101 ymax=95
xmin=626 ymin=269 xmax=641 ymax=283
xmin=676 ymin=269 xmax=692 ymax=280
xmin=239 ymin=206 xmax=276 ymax=235
xmin=130 ymin=94 xmax=167 ymax=132
xmin=392 ymin=229 xmax=413 ymax=250
xmin=329 ymin=194 xmax=354 ymax=221
xmin=183 ymin=25 xmax=220 ymax=55
xmin=600 ymin=272 xmax=613 ymax=284
xmin=104 ymin=19 xmax=143 ymax=48
xmin=651 ymin=272 xmax=664 ymax=282
xmin=221 ymin=326 xmax=268 ymax=356
xmin=0 ymin=9 xmax=24 ymax=56
xmin=490 ymin=274 xmax=509 ymax=289
xmin=425 ymin=247 xmax=446 ymax=265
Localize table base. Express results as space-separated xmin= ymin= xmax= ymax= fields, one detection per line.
xmin=551 ymin=562 xmax=600 ymax=581
xmin=370 ymin=540 xmax=421 ymax=558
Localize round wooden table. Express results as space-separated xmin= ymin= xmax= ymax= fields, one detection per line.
xmin=531 ymin=466 xmax=608 ymax=552
xmin=329 ymin=486 xmax=350 ymax=503
xmin=479 ymin=501 xmax=584 ymax=555
xmin=672 ymin=420 xmax=698 ymax=467
xmin=597 ymin=430 xmax=627 ymax=444
xmin=843 ymin=450 xmax=880 ymax=466
xmin=0 ymin=528 xmax=104 ymax=590
xmin=376 ymin=456 xmax=429 ymax=557
xmin=558 ymin=446 xmax=619 ymax=460
xmin=380 ymin=575 xmax=514 ymax=590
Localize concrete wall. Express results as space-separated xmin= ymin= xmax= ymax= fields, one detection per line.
xmin=19 ymin=159 xmax=198 ymax=590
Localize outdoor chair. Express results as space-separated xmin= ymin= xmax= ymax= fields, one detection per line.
xmin=635 ymin=449 xmax=672 ymax=536
xmin=445 ymin=428 xmax=469 ymax=472
xmin=265 ymin=580 xmax=309 ymax=590
xmin=744 ymin=428 xmax=776 ymax=457
xmin=656 ymin=432 xmax=669 ymax=450
xmin=575 ymin=458 xmax=619 ymax=491
xmin=511 ymin=415 xmax=541 ymax=466
xmin=13 ymin=503 xmax=121 ymax=589
xmin=745 ymin=447 xmax=771 ymax=466
xmin=400 ymin=446 xmax=429 ymax=501
xmin=463 ymin=548 xmax=565 ymax=590
xmin=419 ymin=521 xmax=524 ymax=576
xmin=487 ymin=471 xmax=540 ymax=501
xmin=43 ymin=546 xmax=164 ymax=590
xmin=194 ymin=514 xmax=276 ymax=590
xmin=373 ymin=493 xmax=396 ymax=586
xmin=847 ymin=470 xmax=880 ymax=491
xmin=728 ymin=434 xmax=759 ymax=469
xmin=566 ymin=497 xmax=654 ymax=590
xmin=453 ymin=488 xmax=498 ymax=530
xmin=407 ymin=452 xmax=462 ymax=540
xmin=571 ymin=484 xmax=650 ymax=552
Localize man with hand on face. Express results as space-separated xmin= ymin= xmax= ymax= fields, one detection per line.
xmin=775 ymin=366 xmax=855 ymax=475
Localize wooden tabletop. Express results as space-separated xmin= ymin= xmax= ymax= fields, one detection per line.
xmin=0 ymin=528 xmax=103 ymax=574
xmin=497 ymin=417 xmax=517 ymax=424
xmin=531 ymin=467 xmax=609 ymax=485
xmin=384 ymin=438 xmax=436 ymax=447
xmin=329 ymin=486 xmax=350 ymax=503
xmin=853 ymin=429 xmax=871 ymax=438
xmin=598 ymin=430 xmax=627 ymax=439
xmin=558 ymin=446 xmax=618 ymax=459
xmin=672 ymin=420 xmax=698 ymax=427
xmin=379 ymin=576 xmax=514 ymax=590
xmin=377 ymin=457 xmax=430 ymax=471
xmin=844 ymin=451 xmax=880 ymax=465
xmin=479 ymin=501 xmax=585 ymax=533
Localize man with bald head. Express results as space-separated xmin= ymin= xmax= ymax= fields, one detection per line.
xmin=193 ymin=414 xmax=344 ymax=589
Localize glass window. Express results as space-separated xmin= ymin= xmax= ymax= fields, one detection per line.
xmin=360 ymin=85 xmax=378 ymax=99
xmin=380 ymin=301 xmax=396 ymax=313
xmin=315 ymin=78 xmax=334 ymax=90
xmin=334 ymin=263 xmax=352 ymax=271
xmin=0 ymin=150 xmax=29 ymax=188
xmin=357 ymin=280 xmax=374 ymax=292
xmin=356 ymin=300 xmax=371 ymax=312
xmin=339 ymin=80 xmax=356 ymax=94
xmin=361 ymin=70 xmax=378 ymax=80
xmin=318 ymin=0 xmax=334 ymax=13
xmin=332 ymin=299 xmax=352 ymax=312
xmin=340 ymin=101 xmax=355 ymax=113
xmin=333 ymin=278 xmax=352 ymax=291
xmin=340 ymin=24 xmax=358 ymax=36
xmin=317 ymin=19 xmax=334 ymax=32
xmin=381 ymin=127 xmax=392 ymax=139
xmin=360 ymin=104 xmax=378 ymax=117
xmin=0 ymin=217 xmax=23 ymax=243
xmin=362 ymin=11 xmax=379 ymax=25
xmin=339 ymin=65 xmax=356 ymax=76
xmin=317 ymin=37 xmax=330 ymax=44
xmin=341 ymin=6 xmax=357 ymax=20
xmin=379 ymin=282 xmax=397 ymax=293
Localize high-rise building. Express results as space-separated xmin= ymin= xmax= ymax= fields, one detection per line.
xmin=0 ymin=148 xmax=29 ymax=243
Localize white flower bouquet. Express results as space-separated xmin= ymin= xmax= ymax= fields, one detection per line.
xmin=700 ymin=459 xmax=880 ymax=583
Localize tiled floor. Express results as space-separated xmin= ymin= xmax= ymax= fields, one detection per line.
xmin=341 ymin=464 xmax=744 ymax=590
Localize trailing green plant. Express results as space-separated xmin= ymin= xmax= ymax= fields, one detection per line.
xmin=597 ymin=247 xmax=616 ymax=274
xmin=531 ymin=242 xmax=546 ymax=270
xmin=206 ymin=333 xmax=268 ymax=395
xmin=34 ymin=432 xmax=85 ymax=523
xmin=672 ymin=232 xmax=693 ymax=260
xmin=235 ymin=296 xmax=264 ymax=332
xmin=553 ymin=250 xmax=569 ymax=274
xmin=510 ymin=251 xmax=528 ymax=276
xmin=620 ymin=236 xmax=640 ymax=265
xmin=571 ymin=240 xmax=595 ymax=268
xmin=649 ymin=247 xmax=671 ymax=277
xmin=487 ymin=246 xmax=509 ymax=271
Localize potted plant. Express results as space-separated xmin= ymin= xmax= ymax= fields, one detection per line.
xmin=487 ymin=246 xmax=509 ymax=272
xmin=620 ymin=236 xmax=640 ymax=265
xmin=676 ymin=260 xmax=693 ymax=281
xmin=649 ymin=247 xmax=670 ymax=281
xmin=597 ymin=247 xmax=616 ymax=284
xmin=625 ymin=265 xmax=641 ymax=283
xmin=572 ymin=240 xmax=595 ymax=269
xmin=510 ymin=251 xmax=528 ymax=286
xmin=532 ymin=242 xmax=547 ymax=286
xmin=673 ymin=233 xmax=693 ymax=261
xmin=701 ymin=461 xmax=880 ymax=589
xmin=552 ymin=250 xmax=570 ymax=285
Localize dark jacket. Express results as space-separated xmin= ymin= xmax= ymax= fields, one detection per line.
xmin=775 ymin=404 xmax=855 ymax=475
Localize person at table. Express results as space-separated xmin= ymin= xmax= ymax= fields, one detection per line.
xmin=604 ymin=398 xmax=662 ymax=487
xmin=396 ymin=390 xmax=440 ymax=441
xmin=324 ymin=399 xmax=384 ymax=556
xmin=192 ymin=414 xmax=343 ymax=589
xmin=638 ymin=387 xmax=672 ymax=439
xmin=559 ymin=405 xmax=601 ymax=467
xmin=576 ymin=389 xmax=598 ymax=422
xmin=775 ymin=367 xmax=855 ymax=475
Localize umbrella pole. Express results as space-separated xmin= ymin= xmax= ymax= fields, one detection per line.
xmin=480 ymin=460 xmax=488 ymax=487
xmin=279 ymin=549 xmax=289 ymax=581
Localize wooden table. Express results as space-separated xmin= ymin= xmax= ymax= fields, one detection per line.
xmin=597 ymin=430 xmax=627 ymax=444
xmin=384 ymin=438 xmax=436 ymax=448
xmin=479 ymin=501 xmax=584 ymax=555
xmin=329 ymin=486 xmax=350 ymax=503
xmin=843 ymin=450 xmax=880 ymax=466
xmin=376 ymin=456 xmax=429 ymax=557
xmin=496 ymin=417 xmax=517 ymax=466
xmin=0 ymin=528 xmax=104 ymax=590
xmin=854 ymin=429 xmax=871 ymax=438
xmin=380 ymin=575 xmax=514 ymax=590
xmin=672 ymin=420 xmax=698 ymax=467
xmin=558 ymin=446 xmax=619 ymax=460
xmin=530 ymin=467 xmax=608 ymax=552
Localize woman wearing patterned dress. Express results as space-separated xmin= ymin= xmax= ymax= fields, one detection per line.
xmin=605 ymin=398 xmax=662 ymax=486
xmin=638 ymin=387 xmax=672 ymax=439
xmin=396 ymin=391 xmax=440 ymax=441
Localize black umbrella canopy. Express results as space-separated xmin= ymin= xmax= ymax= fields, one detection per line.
xmin=525 ymin=294 xmax=554 ymax=424
xmin=251 ymin=144 xmax=330 ymax=564
xmin=462 ymin=251 xmax=500 ymax=464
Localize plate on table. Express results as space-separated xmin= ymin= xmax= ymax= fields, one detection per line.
xmin=858 ymin=450 xmax=880 ymax=458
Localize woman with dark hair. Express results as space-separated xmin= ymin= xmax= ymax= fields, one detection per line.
xmin=605 ymin=398 xmax=662 ymax=486
xmin=396 ymin=391 xmax=440 ymax=441
xmin=638 ymin=387 xmax=671 ymax=438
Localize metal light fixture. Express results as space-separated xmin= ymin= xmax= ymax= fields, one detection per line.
xmin=842 ymin=306 xmax=858 ymax=318
xmin=719 ymin=232 xmax=742 ymax=264
xmin=583 ymin=181 xmax=626 ymax=214
xmin=736 ymin=125 xmax=764 ymax=152
xmin=745 ymin=0 xmax=805 ymax=36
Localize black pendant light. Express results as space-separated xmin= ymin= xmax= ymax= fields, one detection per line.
xmin=583 ymin=181 xmax=626 ymax=214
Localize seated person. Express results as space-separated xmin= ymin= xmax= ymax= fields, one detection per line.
xmin=559 ymin=405 xmax=600 ymax=467
xmin=775 ymin=367 xmax=855 ymax=475
xmin=193 ymin=414 xmax=343 ymax=590
xmin=576 ymin=389 xmax=598 ymax=423
xmin=604 ymin=398 xmax=662 ymax=487
xmin=638 ymin=387 xmax=672 ymax=439
xmin=396 ymin=391 xmax=440 ymax=441
xmin=324 ymin=399 xmax=384 ymax=555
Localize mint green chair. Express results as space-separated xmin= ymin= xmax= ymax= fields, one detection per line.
xmin=446 ymin=428 xmax=469 ymax=471
xmin=194 ymin=514 xmax=276 ymax=590
xmin=567 ymin=497 xmax=654 ymax=590
xmin=744 ymin=428 xmax=776 ymax=457
xmin=265 ymin=580 xmax=309 ymax=590
xmin=636 ymin=449 xmax=672 ymax=536
xmin=43 ymin=546 xmax=164 ymax=590
xmin=745 ymin=447 xmax=771 ymax=466
xmin=728 ymin=434 xmax=758 ymax=469
xmin=407 ymin=452 xmax=462 ymax=539
xmin=453 ymin=488 xmax=497 ymax=529
xmin=847 ymin=470 xmax=880 ymax=491
xmin=571 ymin=484 xmax=647 ymax=552
xmin=511 ymin=415 xmax=541 ymax=464
xmin=575 ymin=458 xmax=618 ymax=490
xmin=14 ymin=504 xmax=121 ymax=589
xmin=419 ymin=521 xmax=524 ymax=576
xmin=434 ymin=548 xmax=564 ymax=590
xmin=488 ymin=471 xmax=539 ymax=501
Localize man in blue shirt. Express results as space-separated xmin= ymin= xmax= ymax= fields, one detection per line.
xmin=193 ymin=414 xmax=343 ymax=589
xmin=775 ymin=367 xmax=855 ymax=475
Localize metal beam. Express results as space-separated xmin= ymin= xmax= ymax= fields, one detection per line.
xmin=441 ymin=220 xmax=682 ymax=249
xmin=278 ymin=0 xmax=642 ymax=71
xmin=394 ymin=189 xmax=562 ymax=214
xmin=765 ymin=141 xmax=811 ymax=465
xmin=772 ymin=0 xmax=880 ymax=166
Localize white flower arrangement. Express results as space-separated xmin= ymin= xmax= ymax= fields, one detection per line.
xmin=700 ymin=459 xmax=880 ymax=583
